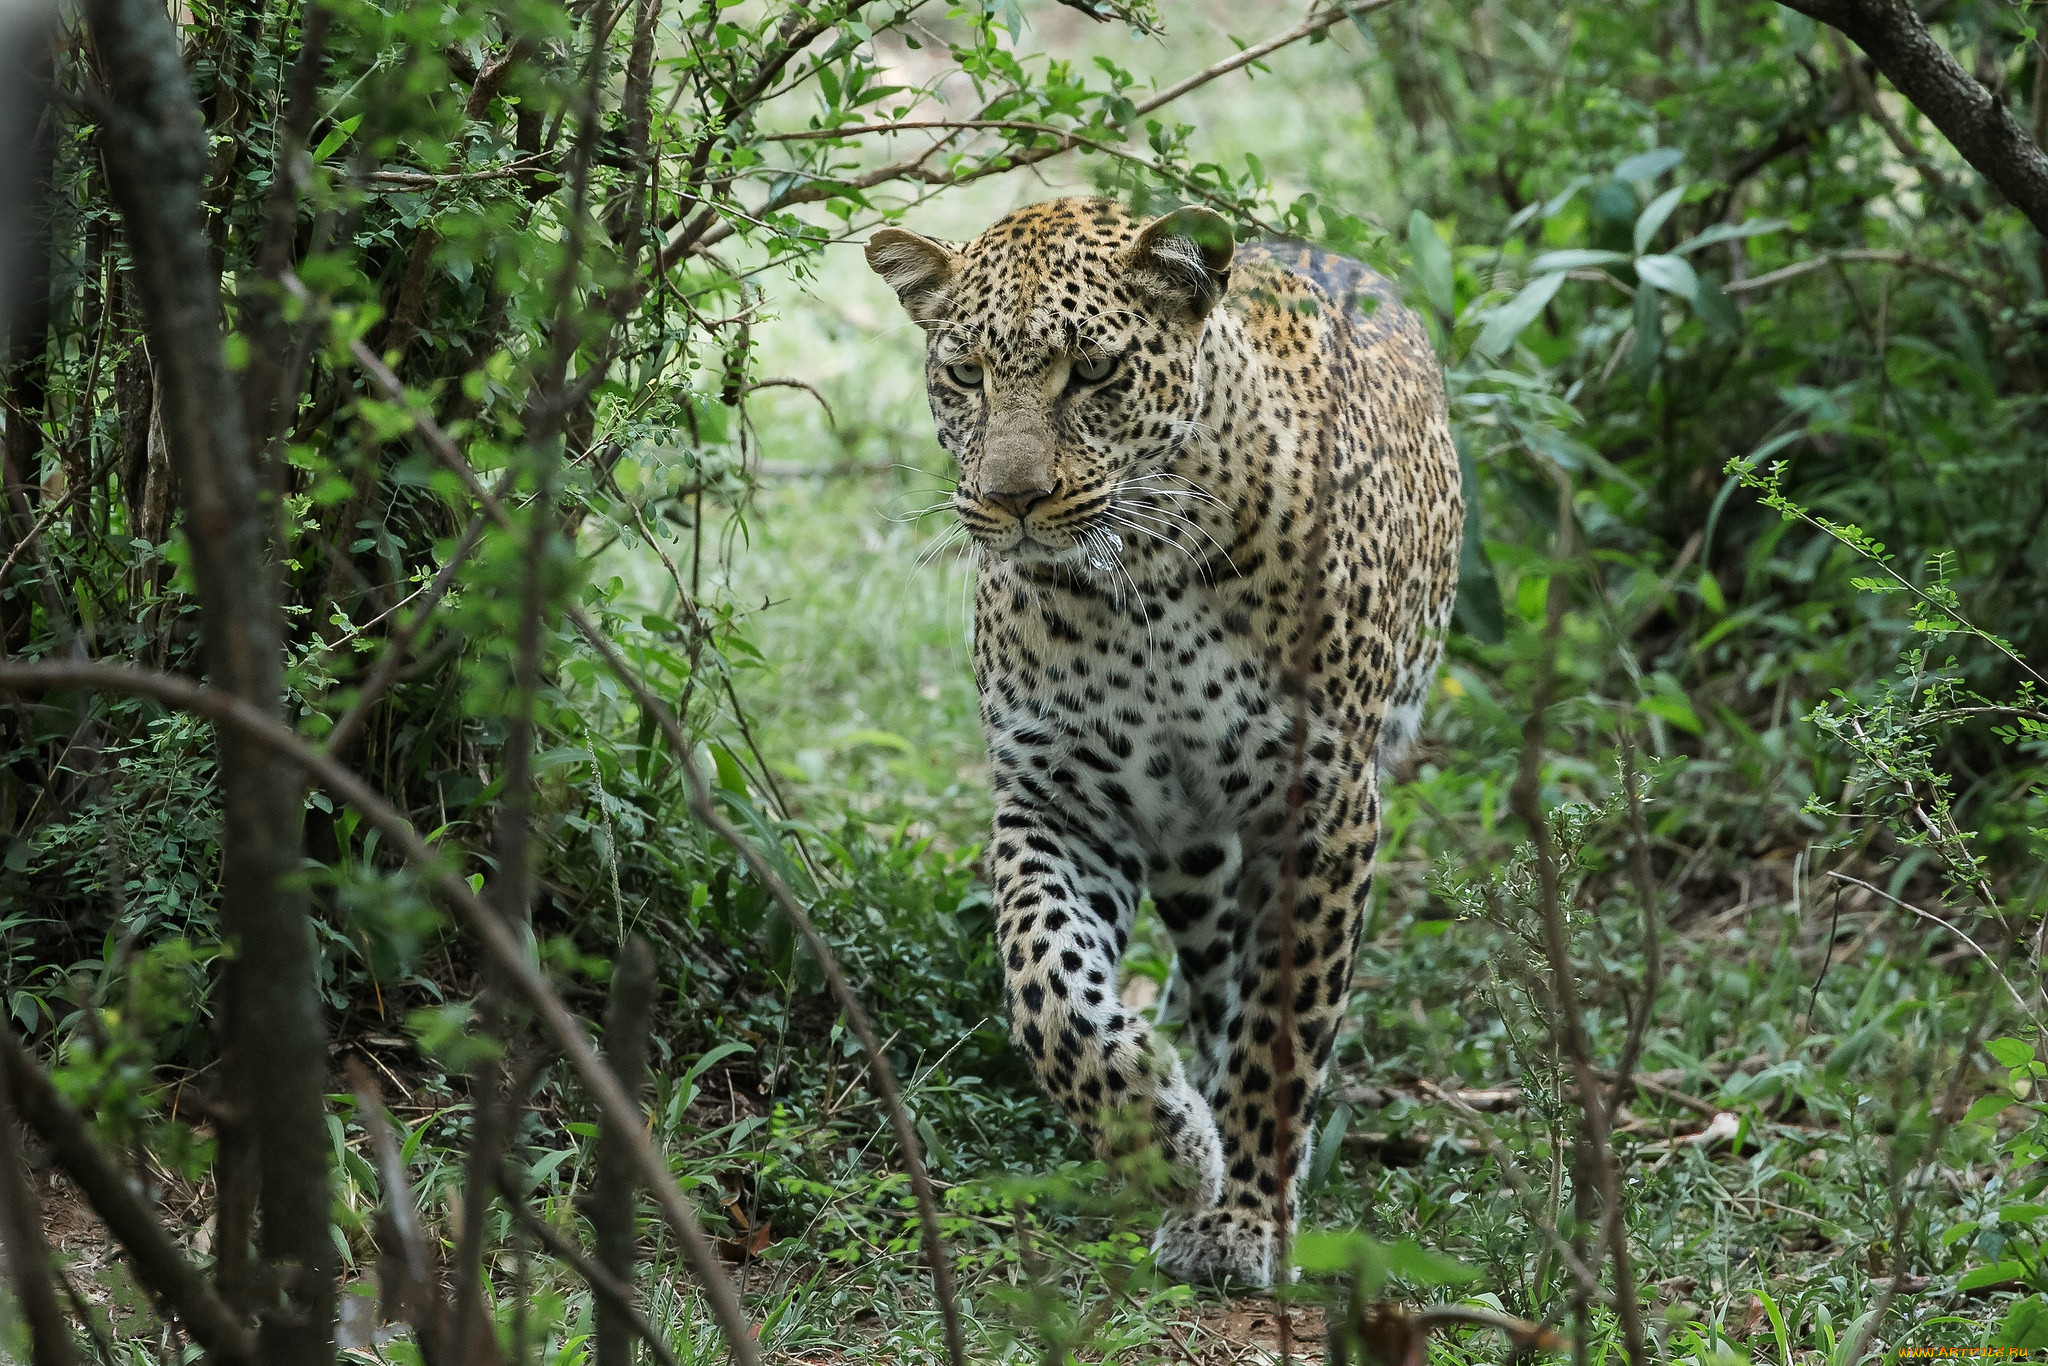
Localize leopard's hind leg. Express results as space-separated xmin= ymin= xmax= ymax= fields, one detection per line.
xmin=1151 ymin=766 xmax=1378 ymax=1288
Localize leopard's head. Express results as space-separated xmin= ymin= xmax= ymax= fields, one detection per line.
xmin=865 ymin=196 xmax=1233 ymax=566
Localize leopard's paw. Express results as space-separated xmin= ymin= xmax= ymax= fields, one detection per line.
xmin=1150 ymin=1208 xmax=1284 ymax=1288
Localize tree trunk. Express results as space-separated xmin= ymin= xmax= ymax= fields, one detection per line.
xmin=82 ymin=1 xmax=336 ymax=1362
xmin=1782 ymin=0 xmax=2048 ymax=234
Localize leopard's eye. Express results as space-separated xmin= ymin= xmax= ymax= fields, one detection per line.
xmin=1071 ymin=351 xmax=1117 ymax=384
xmin=945 ymin=360 xmax=985 ymax=389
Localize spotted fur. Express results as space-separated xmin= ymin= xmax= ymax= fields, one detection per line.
xmin=866 ymin=197 xmax=1463 ymax=1286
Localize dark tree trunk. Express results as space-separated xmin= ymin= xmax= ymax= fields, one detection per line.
xmin=0 ymin=1064 xmax=81 ymax=1366
xmin=82 ymin=1 xmax=336 ymax=1362
xmin=1782 ymin=0 xmax=2048 ymax=234
xmin=1 ymin=11 xmax=59 ymax=656
xmin=593 ymin=936 xmax=656 ymax=1366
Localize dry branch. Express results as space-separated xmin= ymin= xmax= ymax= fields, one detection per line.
xmin=594 ymin=936 xmax=657 ymax=1366
xmin=0 ymin=660 xmax=763 ymax=1366
xmin=1778 ymin=0 xmax=2048 ymax=234
xmin=309 ymin=303 xmax=971 ymax=1366
xmin=0 ymin=1023 xmax=256 ymax=1363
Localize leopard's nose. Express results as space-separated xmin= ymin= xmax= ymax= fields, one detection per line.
xmin=982 ymin=486 xmax=1054 ymax=518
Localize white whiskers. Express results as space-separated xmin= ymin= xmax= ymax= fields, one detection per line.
xmin=913 ymin=522 xmax=969 ymax=573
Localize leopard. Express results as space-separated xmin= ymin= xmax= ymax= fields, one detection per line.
xmin=865 ymin=195 xmax=1464 ymax=1287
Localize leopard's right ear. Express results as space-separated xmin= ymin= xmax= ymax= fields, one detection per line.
xmin=865 ymin=228 xmax=959 ymax=323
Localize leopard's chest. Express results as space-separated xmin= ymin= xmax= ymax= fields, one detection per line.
xmin=975 ymin=579 xmax=1293 ymax=844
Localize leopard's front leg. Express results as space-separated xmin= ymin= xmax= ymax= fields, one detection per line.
xmin=989 ymin=801 xmax=1224 ymax=1210
xmin=1151 ymin=768 xmax=1379 ymax=1287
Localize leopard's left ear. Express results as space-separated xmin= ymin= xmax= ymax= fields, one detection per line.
xmin=1121 ymin=206 xmax=1235 ymax=317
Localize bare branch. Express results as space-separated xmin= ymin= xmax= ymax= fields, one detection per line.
xmin=0 ymin=1022 xmax=256 ymax=1363
xmin=0 ymin=1050 xmax=81 ymax=1366
xmin=0 ymin=660 xmax=763 ymax=1366
xmin=1779 ymin=0 xmax=2048 ymax=234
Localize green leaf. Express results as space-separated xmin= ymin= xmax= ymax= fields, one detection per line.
xmin=1305 ymin=1104 xmax=1352 ymax=1196
xmin=1965 ymin=1093 xmax=2015 ymax=1124
xmin=1634 ymin=253 xmax=1700 ymax=305
xmin=1528 ymin=248 xmax=1631 ymax=273
xmin=1407 ymin=210 xmax=1454 ymax=316
xmin=1634 ymin=185 xmax=1685 ymax=254
xmin=1640 ymin=693 xmax=1703 ymax=735
xmin=837 ymin=728 xmax=915 ymax=753
xmin=1693 ymin=275 xmax=1740 ymax=335
xmin=1291 ymin=1228 xmax=1375 ymax=1274
xmin=1988 ymin=1037 xmax=2037 ymax=1069
xmin=1827 ymin=1016 xmax=1892 ymax=1078
xmin=1474 ymin=271 xmax=1565 ymax=356
xmin=1614 ymin=147 xmax=1683 ymax=182
xmin=683 ymin=1040 xmax=755 ymax=1087
xmin=1631 ymin=280 xmax=1662 ymax=383
xmin=1960 ymin=1261 xmax=2031 ymax=1291
xmin=1673 ymin=217 xmax=1787 ymax=255
xmin=1998 ymin=1298 xmax=2048 ymax=1349
xmin=1384 ymin=1239 xmax=1483 ymax=1286
xmin=709 ymin=742 xmax=750 ymax=796
xmin=312 ymin=114 xmax=362 ymax=165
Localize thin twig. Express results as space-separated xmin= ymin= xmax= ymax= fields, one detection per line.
xmin=1721 ymin=248 xmax=1989 ymax=298
xmin=676 ymin=0 xmax=1400 ymax=257
xmin=324 ymin=505 xmax=490 ymax=757
xmin=1807 ymin=880 xmax=1846 ymax=1025
xmin=0 ymin=445 xmax=122 ymax=587
xmin=1822 ymin=871 xmax=2043 ymax=1027
xmin=499 ymin=1172 xmax=685 ymax=1366
xmin=1415 ymin=1080 xmax=1604 ymax=1294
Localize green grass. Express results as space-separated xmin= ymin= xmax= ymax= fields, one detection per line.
xmin=720 ymin=474 xmax=989 ymax=848
xmin=532 ymin=198 xmax=2047 ymax=1361
xmin=508 ymin=419 xmax=2043 ymax=1363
